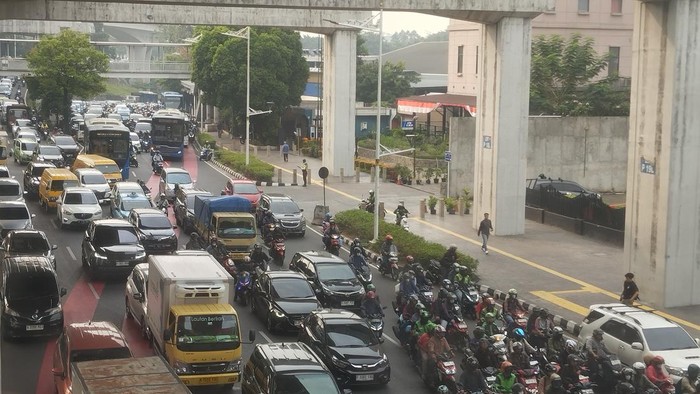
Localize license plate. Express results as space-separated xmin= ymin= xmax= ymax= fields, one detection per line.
xmin=581 ymin=390 xmax=594 ymax=394
xmin=198 ymin=377 xmax=218 ymax=384
xmin=356 ymin=374 xmax=373 ymax=382
xmin=293 ymin=320 xmax=302 ymax=327
xmin=611 ymin=359 xmax=621 ymax=366
xmin=525 ymin=378 xmax=537 ymax=384
xmin=115 ymin=261 xmax=130 ymax=267
xmin=26 ymin=325 xmax=44 ymax=331
xmin=341 ymin=301 xmax=354 ymax=306
xmin=486 ymin=376 xmax=497 ymax=382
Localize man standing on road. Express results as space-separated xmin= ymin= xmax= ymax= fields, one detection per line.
xmin=282 ymin=141 xmax=289 ymax=162
xmin=298 ymin=159 xmax=308 ymax=187
xmin=477 ymin=213 xmax=493 ymax=254
xmin=620 ymin=272 xmax=639 ymax=306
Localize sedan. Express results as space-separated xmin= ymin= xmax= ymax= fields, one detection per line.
xmin=110 ymin=192 xmax=153 ymax=219
xmin=0 ymin=178 xmax=24 ymax=201
xmin=32 ymin=145 xmax=65 ymax=166
xmin=222 ymin=179 xmax=262 ymax=209
xmin=127 ymin=208 xmax=177 ymax=254
xmin=56 ymin=187 xmax=103 ymax=228
xmin=125 ymin=263 xmax=149 ymax=338
xmin=299 ymin=309 xmax=390 ymax=387
xmin=250 ymin=270 xmax=321 ymax=333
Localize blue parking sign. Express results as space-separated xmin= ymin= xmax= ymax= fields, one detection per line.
xmin=444 ymin=151 xmax=452 ymax=162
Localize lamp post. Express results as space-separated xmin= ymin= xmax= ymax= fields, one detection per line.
xmin=221 ymin=27 xmax=251 ymax=165
xmin=406 ymin=134 xmax=417 ymax=181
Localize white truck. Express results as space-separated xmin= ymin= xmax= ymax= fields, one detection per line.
xmin=146 ymin=253 xmax=252 ymax=389
xmin=71 ymin=356 xmax=191 ymax=393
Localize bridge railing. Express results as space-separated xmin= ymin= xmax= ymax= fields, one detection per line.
xmin=1 ymin=57 xmax=191 ymax=74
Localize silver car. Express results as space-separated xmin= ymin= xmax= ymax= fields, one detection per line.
xmin=0 ymin=201 xmax=34 ymax=239
xmin=0 ymin=178 xmax=25 ymax=201
xmin=125 ymin=263 xmax=149 ymax=338
xmin=159 ymin=167 xmax=194 ymax=200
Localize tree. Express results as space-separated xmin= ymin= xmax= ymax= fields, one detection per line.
xmin=356 ymin=60 xmax=420 ymax=104
xmin=530 ymin=33 xmax=629 ymax=116
xmin=27 ymin=30 xmax=109 ymax=129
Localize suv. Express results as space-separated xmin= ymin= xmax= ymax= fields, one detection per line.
xmin=250 ymin=270 xmax=321 ymax=333
xmin=173 ymin=187 xmax=212 ymax=233
xmin=579 ymin=303 xmax=700 ymax=380
xmin=289 ymin=251 xmax=364 ymax=311
xmin=241 ymin=342 xmax=349 ymax=394
xmin=527 ymin=175 xmax=601 ymax=200
xmin=1 ymin=230 xmax=58 ymax=269
xmin=257 ymin=193 xmax=305 ymax=237
xmin=74 ymin=168 xmax=111 ymax=204
xmin=23 ymin=162 xmax=56 ymax=198
xmin=159 ymin=167 xmax=194 ymax=201
xmin=81 ymin=219 xmax=146 ymax=277
xmin=127 ymin=208 xmax=177 ymax=254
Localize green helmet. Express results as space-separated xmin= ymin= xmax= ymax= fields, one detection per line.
xmin=485 ymin=312 xmax=495 ymax=320
xmin=366 ymin=284 xmax=376 ymax=292
xmin=420 ymin=310 xmax=430 ymax=319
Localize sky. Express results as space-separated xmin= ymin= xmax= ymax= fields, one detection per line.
xmin=381 ymin=12 xmax=450 ymax=36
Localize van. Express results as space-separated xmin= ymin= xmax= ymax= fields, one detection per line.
xmin=39 ymin=168 xmax=79 ymax=211
xmin=72 ymin=154 xmax=122 ymax=184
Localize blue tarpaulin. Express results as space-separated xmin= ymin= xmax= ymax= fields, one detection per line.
xmin=194 ymin=195 xmax=252 ymax=229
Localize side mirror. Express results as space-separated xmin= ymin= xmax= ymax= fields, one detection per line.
xmin=134 ymin=293 xmax=143 ymax=301
xmin=163 ymin=329 xmax=172 ymax=341
xmin=172 ymin=225 xmax=177 ymax=229
xmin=51 ymin=367 xmax=64 ymax=378
xmin=249 ymin=329 xmax=256 ymax=342
xmin=631 ymin=342 xmax=643 ymax=350
xmin=31 ymin=213 xmax=36 ymax=218
xmin=52 ymin=244 xmax=58 ymax=250
xmin=695 ymin=338 xmax=699 ymax=346
xmin=60 ymin=288 xmax=67 ymax=297
xmin=299 ymin=208 xmax=304 ymax=212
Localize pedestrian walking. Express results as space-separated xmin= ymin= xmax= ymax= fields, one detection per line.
xmin=620 ymin=272 xmax=639 ymax=306
xmin=477 ymin=213 xmax=493 ymax=254
xmin=298 ymin=159 xmax=308 ymax=187
xmin=282 ymin=141 xmax=290 ymax=162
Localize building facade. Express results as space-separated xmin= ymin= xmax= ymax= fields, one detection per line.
xmin=447 ymin=0 xmax=633 ymax=96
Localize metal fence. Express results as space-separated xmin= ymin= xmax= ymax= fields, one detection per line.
xmin=526 ymin=187 xmax=626 ymax=231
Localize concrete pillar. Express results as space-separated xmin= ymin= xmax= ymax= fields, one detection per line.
xmin=370 ymin=167 xmax=376 ymax=183
xmin=355 ymin=168 xmax=360 ymax=183
xmin=419 ymin=199 xmax=426 ymax=219
xmin=340 ymin=168 xmax=344 ymax=183
xmin=439 ymin=199 xmax=445 ymax=218
xmin=292 ymin=169 xmax=298 ymax=186
xmin=277 ymin=169 xmax=282 ymax=184
xmin=624 ymin=0 xmax=700 ymax=307
xmin=322 ymin=30 xmax=356 ymax=176
xmin=213 ymin=107 xmax=220 ymax=125
xmin=473 ymin=17 xmax=532 ymax=236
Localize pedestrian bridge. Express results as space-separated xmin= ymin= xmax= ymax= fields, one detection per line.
xmin=0 ymin=58 xmax=191 ymax=79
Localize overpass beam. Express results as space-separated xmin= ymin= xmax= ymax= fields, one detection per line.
xmin=624 ymin=0 xmax=700 ymax=308
xmin=473 ymin=17 xmax=531 ymax=236
xmin=322 ymin=29 xmax=356 ymax=176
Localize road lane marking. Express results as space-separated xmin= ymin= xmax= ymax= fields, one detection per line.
xmin=51 ymin=219 xmax=58 ymax=229
xmin=132 ymin=171 xmax=137 ymax=177
xmin=65 ymin=246 xmax=76 ymax=261
xmin=549 ymin=288 xmax=597 ymax=295
xmin=258 ymin=331 xmax=272 ymax=344
xmin=531 ymin=291 xmax=591 ymax=316
xmin=88 ymin=282 xmax=101 ymax=300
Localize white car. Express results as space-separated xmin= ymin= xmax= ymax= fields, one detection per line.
xmin=125 ymin=263 xmax=149 ymax=338
xmin=15 ymin=130 xmax=39 ymax=143
xmin=0 ymin=178 xmax=24 ymax=201
xmin=111 ymin=181 xmax=148 ymax=199
xmin=129 ymin=132 xmax=142 ymax=153
xmin=0 ymin=165 xmax=11 ymax=178
xmin=159 ymin=167 xmax=194 ymax=200
xmin=579 ymin=303 xmax=700 ymax=381
xmin=74 ymin=168 xmax=111 ymax=204
xmin=56 ymin=187 xmax=103 ymax=228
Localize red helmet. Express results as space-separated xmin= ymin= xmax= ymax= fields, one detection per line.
xmin=500 ymin=361 xmax=513 ymax=371
xmin=366 ymin=291 xmax=377 ymax=299
xmin=385 ymin=234 xmax=393 ymax=241
xmin=651 ymin=355 xmax=665 ymax=365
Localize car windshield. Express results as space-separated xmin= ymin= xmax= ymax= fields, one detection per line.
xmin=176 ymin=315 xmax=240 ymax=352
xmin=643 ymin=327 xmax=699 ymax=351
xmin=39 ymin=146 xmax=61 ymax=155
xmin=71 ymin=347 xmax=132 ymax=363
xmin=64 ymin=192 xmax=98 ymax=205
xmin=6 ymin=273 xmax=58 ymax=301
xmin=139 ymin=215 xmax=172 ymax=230
xmin=135 ymin=123 xmax=151 ymax=132
xmin=95 ymin=164 xmax=120 ymax=174
xmin=54 ymin=136 xmax=75 ymax=145
xmin=31 ymin=166 xmax=51 ymax=177
xmin=82 ymin=174 xmax=106 ymax=185
xmin=316 ymin=263 xmax=358 ymax=282
xmin=232 ymin=183 xmax=259 ymax=194
xmin=0 ymin=183 xmax=20 ymax=196
xmin=551 ymin=182 xmax=585 ymax=193
xmin=271 ymin=278 xmax=315 ymax=300
xmin=325 ymin=321 xmax=378 ymax=347
xmin=9 ymin=234 xmax=49 ymax=253
xmin=270 ymin=199 xmax=301 ymax=214
xmin=274 ymin=372 xmax=337 ymax=394
xmin=166 ymin=172 xmax=192 ymax=185
xmin=93 ymin=226 xmax=139 ymax=246
xmin=0 ymin=206 xmax=29 ymax=219
xmin=217 ymin=218 xmax=256 ymax=239
xmin=21 ymin=142 xmax=37 ymax=151
xmin=120 ymin=198 xmax=151 ymax=211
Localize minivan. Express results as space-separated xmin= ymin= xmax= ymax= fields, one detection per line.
xmin=72 ymin=154 xmax=122 ymax=185
xmin=39 ymin=168 xmax=79 ymax=211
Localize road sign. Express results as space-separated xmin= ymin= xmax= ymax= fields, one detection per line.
xmin=444 ymin=151 xmax=452 ymax=162
xmin=318 ymin=167 xmax=329 ymax=179
xmin=401 ymin=120 xmax=415 ymax=130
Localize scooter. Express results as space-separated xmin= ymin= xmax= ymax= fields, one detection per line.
xmin=489 ymin=333 xmax=509 ymax=365
xmin=234 ymin=271 xmax=252 ymax=306
xmin=130 ymin=155 xmax=139 ymax=168
xmin=152 ymin=160 xmax=164 ymax=175
xmin=156 ymin=197 xmax=169 ymax=215
xmin=267 ymin=237 xmax=286 ymax=265
xmin=367 ymin=313 xmax=384 ymax=338
xmin=395 ymin=211 xmax=409 ymax=230
xmin=517 ymin=360 xmax=540 ymax=394
xmin=445 ymin=315 xmax=470 ymax=352
xmin=325 ymin=234 xmax=341 ymax=256
xmin=353 ymin=264 xmax=373 ymax=289
xmin=199 ymin=147 xmax=213 ymax=161
xmin=423 ymin=352 xmax=457 ymax=392
xmin=426 ymin=260 xmax=443 ymax=283
xmin=457 ymin=283 xmax=480 ymax=320
xmin=377 ymin=245 xmax=400 ymax=281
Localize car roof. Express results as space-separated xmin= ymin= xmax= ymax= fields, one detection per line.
xmin=65 ymin=321 xmax=130 ymax=352
xmin=133 ymin=263 xmax=148 ymax=275
xmin=295 ymin=251 xmax=346 ymax=264
xmin=589 ymin=303 xmax=678 ymax=329
xmin=0 ymin=178 xmax=20 ymax=185
xmin=179 ymin=188 xmax=210 ymax=196
xmin=264 ymin=270 xmax=307 ymax=280
xmin=93 ymin=219 xmax=133 ymax=227
xmin=0 ymin=201 xmax=29 ymax=208
xmin=229 ymin=179 xmax=255 ymax=185
xmin=313 ymin=308 xmax=361 ymax=320
xmin=131 ymin=208 xmax=166 ymax=217
xmin=64 ymin=187 xmax=96 ymax=194
xmin=119 ymin=192 xmax=149 ymax=201
xmin=6 ymin=229 xmax=48 ymax=239
xmin=163 ymin=167 xmax=189 ymax=174
xmin=74 ymin=168 xmax=103 ymax=175
xmin=256 ymin=342 xmax=328 ymax=372
xmin=2 ymin=256 xmax=54 ymax=274
xmin=27 ymin=162 xmax=56 ymax=169
xmin=265 ymin=193 xmax=292 ymax=200
xmin=113 ymin=181 xmax=141 ymax=190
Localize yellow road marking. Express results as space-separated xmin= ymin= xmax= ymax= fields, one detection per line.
xmin=550 ymin=288 xmax=596 ymax=295
xmin=531 ymin=291 xmax=591 ymax=316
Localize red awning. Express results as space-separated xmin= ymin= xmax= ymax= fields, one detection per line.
xmin=396 ymin=93 xmax=477 ymax=115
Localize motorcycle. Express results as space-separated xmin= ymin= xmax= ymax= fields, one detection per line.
xmin=234 ymin=271 xmax=252 ymax=306
xmin=569 ymin=370 xmax=596 ymax=394
xmin=325 ymin=234 xmax=341 ymax=256
xmin=417 ymin=285 xmax=434 ymax=308
xmin=188 ymin=131 xmax=195 ymax=144
xmin=457 ymin=283 xmax=480 ymax=320
xmin=489 ymin=333 xmax=509 ymax=365
xmin=426 ymin=260 xmax=443 ymax=283
xmin=358 ymin=199 xmax=386 ymax=218
xmin=445 ymin=314 xmax=470 ymax=353
xmin=137 ymin=180 xmax=152 ymax=199
xmin=423 ymin=352 xmax=457 ymax=392
xmin=240 ymin=135 xmax=246 ymax=145
xmin=367 ymin=313 xmax=384 ymax=338
xmin=212 ymin=241 xmax=237 ymax=277
xmin=353 ymin=263 xmax=373 ymax=289
xmin=506 ymin=308 xmax=529 ymax=335
xmin=377 ymin=245 xmax=400 ymax=281
xmin=482 ymin=366 xmax=499 ymax=391
xmin=130 ymin=155 xmax=139 ymax=168
xmin=152 ymin=159 xmax=164 ymax=174
xmin=395 ymin=211 xmax=409 ymax=230
xmin=517 ymin=360 xmax=540 ymax=394
xmin=266 ymin=236 xmax=285 ymax=266
xmin=156 ymin=197 xmax=169 ymax=215
xmin=199 ymin=147 xmax=213 ymax=161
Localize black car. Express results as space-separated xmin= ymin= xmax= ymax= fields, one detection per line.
xmin=250 ymin=270 xmax=321 ymax=333
xmin=173 ymin=187 xmax=212 ymax=233
xmin=81 ymin=219 xmax=146 ymax=277
xmin=257 ymin=193 xmax=306 ymax=237
xmin=1 ymin=230 xmax=58 ymax=269
xmin=49 ymin=134 xmax=80 ymax=164
xmin=23 ymin=162 xmax=56 ymax=198
xmin=289 ymin=251 xmax=365 ymax=311
xmin=127 ymin=208 xmax=177 ymax=254
xmin=1 ymin=256 xmax=67 ymax=339
xmin=299 ymin=309 xmax=390 ymax=387
xmin=527 ymin=175 xmax=601 ymax=200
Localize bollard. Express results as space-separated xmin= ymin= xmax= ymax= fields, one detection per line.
xmin=378 ymin=202 xmax=385 ymax=219
xmin=277 ymin=169 xmax=282 ymax=184
xmin=419 ymin=199 xmax=426 ymax=219
xmin=253 ymin=146 xmax=258 ymax=156
xmin=370 ymin=167 xmax=376 ymax=182
xmin=381 ymin=167 xmax=387 ymax=182
xmin=340 ymin=168 xmax=344 ymax=183
xmin=266 ymin=146 xmax=271 ymax=156
xmin=457 ymin=197 xmax=463 ymax=216
xmin=292 ymin=169 xmax=298 ymax=185
xmin=308 ymin=168 xmax=312 ymax=186
xmin=439 ymin=198 xmax=445 ymax=218
xmin=355 ymin=168 xmax=360 ymax=183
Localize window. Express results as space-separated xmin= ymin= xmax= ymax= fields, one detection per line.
xmin=475 ymin=46 xmax=479 ymax=74
xmin=457 ymin=45 xmax=464 ymax=74
xmin=600 ymin=320 xmax=627 ymax=342
xmin=578 ymin=0 xmax=590 ymax=13
xmin=611 ymin=0 xmax=623 ymax=14
xmin=608 ymin=47 xmax=621 ymax=76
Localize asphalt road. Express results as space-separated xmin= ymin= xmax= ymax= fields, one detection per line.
xmin=0 ymin=146 xmax=436 ymax=394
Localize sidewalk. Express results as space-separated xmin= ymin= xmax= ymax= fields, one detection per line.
xmin=208 ymin=131 xmax=700 ymax=336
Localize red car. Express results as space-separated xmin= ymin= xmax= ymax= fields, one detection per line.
xmin=52 ymin=321 xmax=133 ymax=394
xmin=222 ymin=179 xmax=262 ymax=208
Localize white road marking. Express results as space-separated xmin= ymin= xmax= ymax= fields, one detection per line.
xmin=87 ymin=282 xmax=100 ymax=300
xmin=132 ymin=171 xmax=137 ymax=177
xmin=65 ymin=246 xmax=76 ymax=261
xmin=51 ymin=219 xmax=58 ymax=229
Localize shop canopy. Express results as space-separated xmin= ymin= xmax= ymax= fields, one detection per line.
xmin=396 ymin=93 xmax=477 ymax=115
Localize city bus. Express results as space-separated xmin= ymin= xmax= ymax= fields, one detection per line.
xmin=84 ymin=118 xmax=132 ymax=179
xmin=159 ymin=91 xmax=183 ymax=110
xmin=151 ymin=109 xmax=186 ymax=160
xmin=136 ymin=90 xmax=158 ymax=104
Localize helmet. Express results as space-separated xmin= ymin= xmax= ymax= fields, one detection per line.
xmin=408 ymin=270 xmax=415 ymax=277
xmin=420 ymin=310 xmax=430 ymax=319
xmin=552 ymin=326 xmax=564 ymax=337
xmin=544 ymin=363 xmax=556 ymax=373
xmin=434 ymin=325 xmax=446 ymax=334
xmin=452 ymin=262 xmax=460 ymax=269
xmin=406 ymin=255 xmax=414 ymax=263
xmin=398 ymin=200 xmax=404 ymax=206
xmin=482 ymin=292 xmax=490 ymax=299
xmin=244 ymin=256 xmax=251 ymax=263
xmin=565 ymin=339 xmax=578 ymax=352
xmin=402 ymin=273 xmax=411 ymax=281
xmin=512 ymin=342 xmax=523 ymax=352
xmin=467 ymin=357 xmax=480 ymax=370
xmin=353 ymin=237 xmax=360 ymax=245
xmin=460 ymin=266 xmax=469 ymax=273
xmin=513 ymin=328 xmax=526 ymax=339
xmin=617 ymin=382 xmax=635 ymax=394
xmin=159 ymin=192 xmax=166 ymax=198
xmin=473 ymin=326 xmax=485 ymax=338
xmin=352 ymin=247 xmax=362 ymax=255
xmin=551 ymin=373 xmax=561 ymax=381
xmin=567 ymin=354 xmax=581 ymax=366
xmin=687 ymin=363 xmax=700 ymax=377
xmin=449 ymin=244 xmax=457 ymax=250
xmin=484 ymin=312 xmax=495 ymax=320
xmin=441 ymin=279 xmax=452 ymax=288
xmin=329 ymin=218 xmax=335 ymax=224
xmin=511 ymin=383 xmax=525 ymax=394
xmin=210 ymin=236 xmax=218 ymax=243
xmin=415 ymin=302 xmax=425 ymax=311
xmin=508 ymin=288 xmax=518 ymax=297
xmin=366 ymin=291 xmax=377 ymax=299
xmin=500 ymin=361 xmax=513 ymax=372
xmin=593 ymin=328 xmax=604 ymax=337
xmin=369 ymin=190 xmax=374 ymax=194
xmin=486 ymin=297 xmax=495 ymax=306
xmin=366 ymin=284 xmax=376 ymax=292
xmin=651 ymin=355 xmax=665 ymax=365
xmin=437 ymin=385 xmax=449 ymax=394
xmin=632 ymin=362 xmax=646 ymax=372
xmin=621 ymin=367 xmax=635 ymax=380
xmin=408 ymin=294 xmax=419 ymax=303
xmin=439 ymin=288 xmax=449 ymax=299
xmin=385 ymin=234 xmax=393 ymax=241
xmin=540 ymin=308 xmax=549 ymax=317
xmin=550 ymin=374 xmax=563 ymax=388
xmin=253 ymin=244 xmax=262 ymax=251
xmin=416 ymin=267 xmax=425 ymax=274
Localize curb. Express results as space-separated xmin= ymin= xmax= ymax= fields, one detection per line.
xmin=255 ymin=181 xmax=297 ymax=187
xmin=202 ymin=140 xmax=298 ymax=187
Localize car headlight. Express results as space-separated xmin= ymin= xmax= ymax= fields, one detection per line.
xmin=379 ymin=353 xmax=388 ymax=365
xmin=37 ymin=157 xmax=44 ymax=161
xmin=331 ymin=355 xmax=350 ymax=368
xmin=4 ymin=307 xmax=21 ymax=317
xmin=177 ymin=150 xmax=182 ymax=155
xmin=224 ymin=360 xmax=241 ymax=372
xmin=104 ymin=191 xmax=111 ymax=198
xmin=62 ymin=208 xmax=73 ymax=215
xmin=47 ymin=306 xmax=63 ymax=320
xmin=49 ymin=197 xmax=58 ymax=201
xmin=666 ymin=365 xmax=685 ymax=377
xmin=173 ymin=360 xmax=192 ymax=375
xmin=136 ymin=251 xmax=146 ymax=259
xmin=272 ymin=308 xmax=285 ymax=318
xmin=94 ymin=252 xmax=108 ymax=261
xmin=321 ymin=285 xmax=333 ymax=296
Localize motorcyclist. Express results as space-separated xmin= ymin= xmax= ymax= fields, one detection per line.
xmin=440 ymin=244 xmax=458 ymax=279
xmin=379 ymin=234 xmax=395 ymax=271
xmin=411 ymin=311 xmax=436 ymax=359
xmin=481 ymin=313 xmax=501 ymax=337
xmin=494 ymin=361 xmax=517 ymax=394
xmin=151 ymin=150 xmax=163 ymax=171
xmin=260 ymin=208 xmax=276 ymax=230
xmin=453 ymin=266 xmax=472 ymax=295
xmin=508 ymin=341 xmax=531 ymax=371
xmin=394 ymin=200 xmax=409 ymax=225
xmin=156 ymin=192 xmax=169 ymax=211
xmin=475 ymin=293 xmax=491 ymax=320
xmin=423 ymin=325 xmax=453 ymax=383
xmin=399 ymin=272 xmax=419 ymax=303
xmin=559 ymin=339 xmax=580 ymax=368
xmin=205 ymin=236 xmax=219 ymax=256
xmin=459 ymin=356 xmax=491 ymax=394
xmin=322 ymin=212 xmax=332 ymax=233
xmin=474 ymin=337 xmax=499 ymax=369
xmin=616 ymin=382 xmax=637 ymax=394
xmin=248 ymin=244 xmax=270 ymax=272
xmin=531 ymin=308 xmax=554 ymax=348
xmin=676 ymin=363 xmax=698 ymax=394
xmin=503 ymin=288 xmax=526 ymax=330
xmin=446 ymin=262 xmax=461 ymax=283
xmin=437 ymin=293 xmax=458 ymax=328
xmin=546 ymin=374 xmax=568 ymax=394
xmin=584 ymin=328 xmax=611 ymax=377
xmin=360 ymin=290 xmax=384 ymax=318
xmin=349 ymin=247 xmax=369 ymax=273
xmin=414 ymin=265 xmax=431 ymax=288
xmin=470 ymin=326 xmax=486 ymax=351
xmin=618 ymin=367 xmax=637 ymax=390
xmin=479 ymin=297 xmax=501 ymax=323
xmin=265 ymin=223 xmax=285 ymax=245
xmin=547 ymin=327 xmax=566 ymax=361
xmin=323 ymin=218 xmax=341 ymax=250
xmin=510 ymin=327 xmax=537 ymax=355
xmin=560 ymin=355 xmax=583 ymax=390
xmin=351 ymin=238 xmax=368 ymax=258
xmin=645 ymin=356 xmax=673 ymax=390
xmin=538 ymin=363 xmax=558 ymax=394
xmin=631 ymin=362 xmax=661 ymax=393
xmin=186 ymin=232 xmax=203 ymax=250
xmin=366 ymin=189 xmax=376 ymax=212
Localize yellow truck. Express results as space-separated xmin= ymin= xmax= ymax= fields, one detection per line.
xmin=193 ymin=195 xmax=257 ymax=261
xmin=146 ymin=253 xmax=255 ymax=389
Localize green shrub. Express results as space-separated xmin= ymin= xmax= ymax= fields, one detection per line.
xmin=334 ymin=210 xmax=479 ymax=277
xmin=197 ymin=133 xmax=217 ymax=149
xmin=215 ymin=149 xmax=274 ymax=182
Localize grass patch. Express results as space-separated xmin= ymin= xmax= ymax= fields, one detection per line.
xmin=215 ymin=149 xmax=274 ymax=182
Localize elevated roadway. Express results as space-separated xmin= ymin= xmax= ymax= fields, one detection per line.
xmin=0 ymin=58 xmax=191 ymax=79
